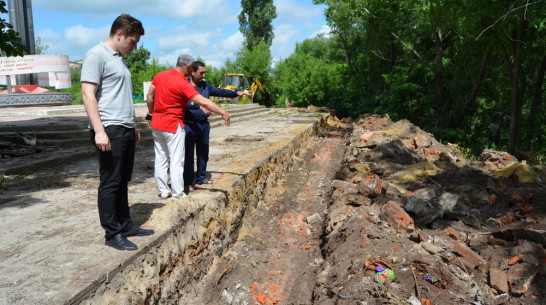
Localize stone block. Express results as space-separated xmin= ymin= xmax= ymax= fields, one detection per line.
xmin=489 ymin=268 xmax=509 ymax=293
xmin=438 ymin=192 xmax=458 ymax=211
xmin=412 ymin=188 xmax=436 ymax=201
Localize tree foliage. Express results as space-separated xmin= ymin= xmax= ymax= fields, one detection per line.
xmin=235 ymin=41 xmax=273 ymax=106
xmin=238 ymin=0 xmax=277 ymax=50
xmin=0 ymin=0 xmax=28 ymax=56
xmin=34 ymin=36 xmax=48 ymax=55
xmin=272 ymin=0 xmax=546 ymax=161
xmin=124 ymin=45 xmax=152 ymax=94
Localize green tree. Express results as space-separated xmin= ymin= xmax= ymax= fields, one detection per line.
xmin=34 ymin=36 xmax=48 ymax=55
xmin=298 ymin=0 xmax=546 ymax=160
xmin=66 ymin=68 xmax=83 ymax=104
xmin=123 ymin=45 xmax=151 ymax=95
xmin=238 ymin=0 xmax=277 ymax=50
xmin=0 ymin=0 xmax=27 ymax=56
xmin=274 ymin=35 xmax=344 ymax=111
xmin=234 ymin=41 xmax=273 ymax=106
xmin=472 ymin=0 xmax=546 ymax=154
xmin=133 ymin=57 xmax=167 ymax=94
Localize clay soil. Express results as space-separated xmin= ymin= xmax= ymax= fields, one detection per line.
xmin=178 ymin=114 xmax=545 ymax=305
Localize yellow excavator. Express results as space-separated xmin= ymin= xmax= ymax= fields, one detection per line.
xmin=211 ymin=73 xmax=270 ymax=104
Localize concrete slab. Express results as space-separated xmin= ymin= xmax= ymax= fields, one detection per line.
xmin=0 ymin=105 xmax=323 ymax=305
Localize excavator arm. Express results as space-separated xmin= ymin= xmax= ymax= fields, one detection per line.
xmin=249 ymin=78 xmax=271 ymax=105
xmin=250 ymin=78 xmax=266 ymax=99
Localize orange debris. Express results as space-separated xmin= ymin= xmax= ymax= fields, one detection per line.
xmin=250 ymin=283 xmax=256 ymax=293
xmin=508 ymin=254 xmax=522 ymax=265
xmin=257 ymin=292 xmax=266 ymax=304
xmin=490 ymin=194 xmax=498 ymax=203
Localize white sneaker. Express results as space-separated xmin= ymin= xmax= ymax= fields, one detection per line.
xmin=160 ymin=192 xmax=171 ymax=199
xmin=172 ymin=193 xmax=187 ymax=200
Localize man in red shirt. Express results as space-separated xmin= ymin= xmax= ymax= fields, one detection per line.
xmin=146 ymin=54 xmax=230 ymax=199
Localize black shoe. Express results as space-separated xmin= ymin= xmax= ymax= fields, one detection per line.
xmin=123 ymin=225 xmax=155 ymax=237
xmin=105 ymin=233 xmax=137 ymax=251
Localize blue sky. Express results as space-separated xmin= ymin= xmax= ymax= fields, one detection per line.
xmin=19 ymin=0 xmax=330 ymax=68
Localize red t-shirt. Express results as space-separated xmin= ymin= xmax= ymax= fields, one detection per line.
xmin=150 ymin=69 xmax=199 ymax=133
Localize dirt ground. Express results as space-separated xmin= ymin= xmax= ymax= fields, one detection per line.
xmin=172 ymin=114 xmax=545 ymax=305
xmin=173 ymin=127 xmax=348 ymax=305
xmin=1 ymin=110 xmax=545 ymax=305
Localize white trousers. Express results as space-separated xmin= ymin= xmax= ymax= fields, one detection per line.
xmin=152 ymin=124 xmax=185 ymax=198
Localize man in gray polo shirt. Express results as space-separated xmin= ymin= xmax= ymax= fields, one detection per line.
xmin=81 ymin=14 xmax=154 ymax=251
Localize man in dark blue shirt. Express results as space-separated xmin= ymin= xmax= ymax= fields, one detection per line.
xmin=184 ymin=61 xmax=250 ymax=192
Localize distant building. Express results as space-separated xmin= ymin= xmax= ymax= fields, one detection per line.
xmin=69 ymin=60 xmax=82 ymax=70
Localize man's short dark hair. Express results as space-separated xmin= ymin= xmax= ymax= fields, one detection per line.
xmin=191 ymin=61 xmax=205 ymax=72
xmin=110 ymin=14 xmax=145 ymax=37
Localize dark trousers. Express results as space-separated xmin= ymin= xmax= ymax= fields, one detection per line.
xmin=90 ymin=125 xmax=135 ymax=240
xmin=183 ymin=121 xmax=210 ymax=186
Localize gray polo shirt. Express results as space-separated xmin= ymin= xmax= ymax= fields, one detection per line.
xmin=81 ymin=42 xmax=135 ymax=128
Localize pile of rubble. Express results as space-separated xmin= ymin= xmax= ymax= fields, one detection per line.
xmin=313 ymin=114 xmax=545 ymax=304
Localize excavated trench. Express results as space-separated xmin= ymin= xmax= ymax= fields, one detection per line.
xmin=79 ymin=121 xmax=351 ymax=305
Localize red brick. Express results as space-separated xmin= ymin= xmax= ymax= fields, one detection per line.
xmin=489 ymin=268 xmax=509 ymax=293
xmin=374 ymin=179 xmax=383 ymax=194
xmin=360 ymin=131 xmax=374 ymax=142
xmin=507 ymin=263 xmax=538 ymax=295
xmin=508 ymin=254 xmax=521 ymax=265
xmin=446 ymin=227 xmax=460 ymax=240
xmin=380 ymin=201 xmax=415 ymax=232
xmin=502 ymin=212 xmax=516 ymax=225
xmin=452 ymin=242 xmax=486 ymax=269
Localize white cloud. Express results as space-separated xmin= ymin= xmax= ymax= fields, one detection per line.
xmin=275 ymin=0 xmax=324 ymax=21
xmin=314 ymin=25 xmax=331 ymax=38
xmin=273 ymin=24 xmax=300 ymax=45
xmin=65 ymin=25 xmax=109 ymax=48
xmin=156 ymin=47 xmax=192 ymax=68
xmin=36 ymin=25 xmax=108 ymax=61
xmin=36 ymin=29 xmax=61 ymax=42
xmin=28 ymin=0 xmax=327 ymax=66
xmin=157 ymin=25 xmax=222 ymax=50
xmin=220 ymin=31 xmax=243 ymax=51
xmin=269 ymin=23 xmax=301 ymax=62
